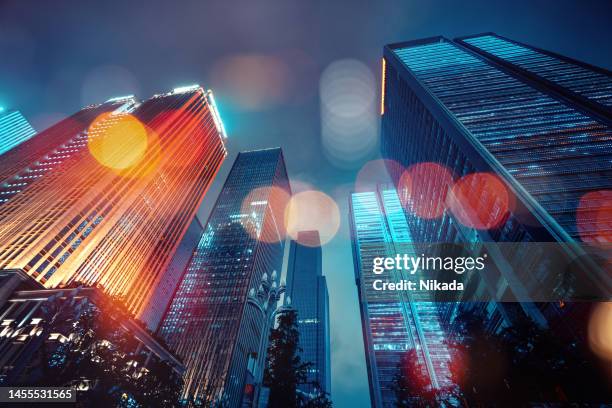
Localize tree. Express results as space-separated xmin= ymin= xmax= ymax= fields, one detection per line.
xmin=29 ymin=289 xmax=183 ymax=407
xmin=446 ymin=307 xmax=512 ymax=406
xmin=265 ymin=309 xmax=309 ymax=407
xmin=447 ymin=305 xmax=612 ymax=405
xmin=302 ymin=388 xmax=333 ymax=408
xmin=264 ymin=309 xmax=332 ymax=408
xmin=392 ymin=349 xmax=436 ymax=407
xmin=498 ymin=306 xmax=611 ymax=404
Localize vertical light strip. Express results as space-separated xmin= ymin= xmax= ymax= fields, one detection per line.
xmin=380 ymin=58 xmax=386 ymax=115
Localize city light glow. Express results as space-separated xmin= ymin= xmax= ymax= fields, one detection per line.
xmin=88 ymin=113 xmax=148 ymax=170
xmin=285 ymin=190 xmax=340 ymax=246
xmin=576 ymin=190 xmax=612 ymax=243
xmin=172 ymin=84 xmax=201 ymax=94
xmin=588 ymin=302 xmax=612 ymax=363
xmin=380 ymin=58 xmax=386 ymax=115
xmin=447 ymin=172 xmax=511 ymax=230
xmin=398 ymin=162 xmax=454 ymax=219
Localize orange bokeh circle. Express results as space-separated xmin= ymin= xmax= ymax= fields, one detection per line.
xmin=240 ymin=186 xmax=291 ymax=243
xmin=398 ymin=162 xmax=454 ymax=219
xmin=284 ymin=190 xmax=341 ymax=247
xmin=576 ymin=190 xmax=612 ymax=243
xmin=447 ymin=173 xmax=510 ymax=230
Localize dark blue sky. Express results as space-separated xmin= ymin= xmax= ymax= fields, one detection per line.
xmin=1 ymin=1 xmax=610 ymax=406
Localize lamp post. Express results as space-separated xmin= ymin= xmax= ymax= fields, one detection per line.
xmin=245 ymin=270 xmax=289 ymax=407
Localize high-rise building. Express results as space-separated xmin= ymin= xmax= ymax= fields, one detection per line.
xmin=381 ymin=33 xmax=611 ymax=245
xmin=0 ymin=99 xmax=132 ymax=205
xmin=380 ymin=34 xmax=611 ymax=320
xmin=349 ymin=187 xmax=453 ymax=408
xmin=159 ymin=148 xmax=291 ymax=407
xmin=0 ymin=108 xmax=37 ymax=156
xmin=0 ymin=86 xmax=227 ymax=328
xmin=141 ymin=216 xmax=204 ymax=331
xmin=285 ymin=231 xmax=331 ymax=397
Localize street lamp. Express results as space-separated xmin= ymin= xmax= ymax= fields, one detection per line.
xmin=246 ymin=270 xmax=289 ymax=406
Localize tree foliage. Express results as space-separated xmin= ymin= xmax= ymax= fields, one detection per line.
xmin=29 ymin=289 xmax=183 ymax=407
xmin=447 ymin=305 xmax=611 ymax=405
xmin=264 ymin=308 xmax=332 ymax=408
xmin=391 ymin=349 xmax=441 ymax=408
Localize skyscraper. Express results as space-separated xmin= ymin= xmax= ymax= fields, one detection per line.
xmin=349 ymin=187 xmax=453 ymax=408
xmin=380 ymin=34 xmax=611 ymax=314
xmin=381 ymin=33 xmax=611 ymax=244
xmin=0 ymin=108 xmax=37 ymax=156
xmin=140 ymin=216 xmax=204 ymax=331
xmin=285 ymin=230 xmax=331 ymax=397
xmin=0 ymin=86 xmax=227 ymax=328
xmin=159 ymin=148 xmax=291 ymax=407
xmin=0 ymin=99 xmax=131 ymax=205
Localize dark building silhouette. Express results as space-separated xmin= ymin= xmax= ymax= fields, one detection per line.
xmin=0 ymin=282 xmax=184 ymax=387
xmin=286 ymin=231 xmax=331 ymax=397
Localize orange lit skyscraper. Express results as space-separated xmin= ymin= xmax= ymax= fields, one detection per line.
xmin=0 ymin=86 xmax=227 ymax=329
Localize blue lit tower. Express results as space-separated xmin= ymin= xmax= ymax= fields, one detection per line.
xmin=159 ymin=148 xmax=291 ymax=407
xmin=380 ymin=34 xmax=612 ymax=327
xmin=0 ymin=109 xmax=36 ymax=156
xmin=349 ymin=186 xmax=453 ymax=408
xmin=285 ymin=230 xmax=331 ymax=397
xmin=382 ymin=33 xmax=611 ymax=244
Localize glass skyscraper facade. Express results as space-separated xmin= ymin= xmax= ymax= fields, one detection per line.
xmin=380 ymin=34 xmax=611 ymax=327
xmin=285 ymin=230 xmax=331 ymax=397
xmin=0 ymin=109 xmax=36 ymax=156
xmin=0 ymin=100 xmax=128 ymax=205
xmin=141 ymin=216 xmax=204 ymax=331
xmin=0 ymin=86 xmax=227 ymax=327
xmin=349 ymin=187 xmax=453 ymax=408
xmin=382 ymin=33 xmax=611 ymax=246
xmin=159 ymin=148 xmax=291 ymax=407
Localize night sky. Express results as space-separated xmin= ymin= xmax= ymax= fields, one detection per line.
xmin=1 ymin=1 xmax=610 ymax=405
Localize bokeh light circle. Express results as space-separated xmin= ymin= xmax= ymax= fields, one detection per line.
xmin=284 ymin=190 xmax=341 ymax=246
xmin=576 ymin=190 xmax=612 ymax=243
xmin=355 ymin=159 xmax=404 ymax=193
xmin=398 ymin=162 xmax=454 ymax=219
xmin=209 ymin=54 xmax=291 ymax=111
xmin=588 ymin=302 xmax=612 ymax=362
xmin=319 ymin=59 xmax=378 ymax=168
xmin=240 ymin=186 xmax=291 ymax=243
xmin=447 ymin=172 xmax=510 ymax=230
xmin=88 ymin=113 xmax=148 ymax=170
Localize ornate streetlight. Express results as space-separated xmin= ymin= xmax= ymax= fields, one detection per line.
xmin=245 ymin=270 xmax=290 ymax=406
